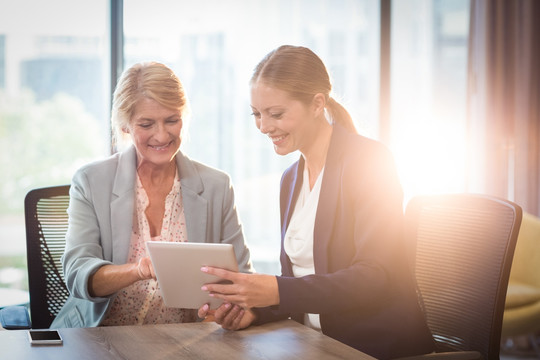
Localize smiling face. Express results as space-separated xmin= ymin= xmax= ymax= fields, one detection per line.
xmin=250 ymin=82 xmax=321 ymax=156
xmin=126 ymin=96 xmax=183 ymax=168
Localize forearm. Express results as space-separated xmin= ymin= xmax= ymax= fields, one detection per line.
xmin=88 ymin=263 xmax=140 ymax=297
xmin=276 ymin=261 xmax=392 ymax=315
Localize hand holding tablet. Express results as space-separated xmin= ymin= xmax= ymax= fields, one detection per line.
xmin=146 ymin=241 xmax=239 ymax=309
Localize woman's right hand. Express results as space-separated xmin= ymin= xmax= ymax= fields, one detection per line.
xmin=198 ymin=302 xmax=256 ymax=330
xmin=89 ymin=257 xmax=156 ymax=297
xmin=136 ymin=256 xmax=156 ymax=280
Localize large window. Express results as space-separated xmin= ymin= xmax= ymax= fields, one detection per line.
xmin=0 ymin=0 xmax=109 ymax=297
xmin=0 ymin=0 xmax=471 ymax=297
xmin=124 ymin=0 xmax=381 ymax=273
xmin=390 ymin=0 xmax=470 ymax=203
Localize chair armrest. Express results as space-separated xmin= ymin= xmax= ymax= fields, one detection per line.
xmin=393 ymin=351 xmax=483 ymax=360
xmin=0 ymin=305 xmax=32 ymax=330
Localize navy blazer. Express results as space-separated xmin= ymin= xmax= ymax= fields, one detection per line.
xmin=254 ymin=124 xmax=434 ymax=359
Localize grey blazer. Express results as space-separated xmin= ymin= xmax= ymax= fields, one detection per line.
xmin=51 ymin=146 xmax=253 ymax=328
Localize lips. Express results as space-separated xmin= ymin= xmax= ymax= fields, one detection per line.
xmin=269 ymin=134 xmax=287 ymax=144
xmin=149 ymin=141 xmax=172 ymax=150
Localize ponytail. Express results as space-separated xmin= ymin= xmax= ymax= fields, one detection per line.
xmin=253 ymin=45 xmax=358 ymax=134
xmin=327 ymin=97 xmax=358 ymax=134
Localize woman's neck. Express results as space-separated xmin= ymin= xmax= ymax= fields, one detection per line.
xmin=137 ymin=160 xmax=177 ymax=187
xmin=302 ymin=121 xmax=333 ymax=190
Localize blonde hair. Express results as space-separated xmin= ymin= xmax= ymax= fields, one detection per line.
xmin=251 ymin=45 xmax=357 ymax=133
xmin=111 ymin=61 xmax=190 ymax=147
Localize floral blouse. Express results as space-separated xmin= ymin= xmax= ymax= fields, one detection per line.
xmin=101 ymin=172 xmax=196 ymax=325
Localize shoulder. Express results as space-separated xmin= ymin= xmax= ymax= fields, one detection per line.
xmin=180 ymin=152 xmax=231 ymax=182
xmin=176 ymin=151 xmax=233 ymax=196
xmin=331 ymin=124 xmax=396 ymax=169
xmin=327 ymin=125 xmax=401 ymax=198
xmin=71 ymin=152 xmax=121 ymax=188
xmin=74 ymin=152 xmax=122 ymax=178
xmin=192 ymin=159 xmax=231 ymax=182
xmin=336 ymin=124 xmax=391 ymax=155
xmin=71 ymin=147 xmax=136 ymax=196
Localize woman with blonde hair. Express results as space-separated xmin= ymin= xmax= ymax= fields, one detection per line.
xmin=199 ymin=46 xmax=434 ymax=359
xmin=51 ymin=62 xmax=253 ymax=328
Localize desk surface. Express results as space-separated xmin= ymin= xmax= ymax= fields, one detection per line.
xmin=0 ymin=319 xmax=375 ymax=360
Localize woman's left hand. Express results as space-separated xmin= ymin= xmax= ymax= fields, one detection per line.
xmin=198 ymin=302 xmax=257 ymax=330
xmin=200 ymin=267 xmax=279 ymax=308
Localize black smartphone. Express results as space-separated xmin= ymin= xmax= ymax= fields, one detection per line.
xmin=27 ymin=330 xmax=63 ymax=345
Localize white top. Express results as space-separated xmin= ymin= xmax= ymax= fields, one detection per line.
xmin=284 ymin=165 xmax=324 ymax=331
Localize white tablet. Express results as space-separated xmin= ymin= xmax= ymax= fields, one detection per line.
xmin=146 ymin=241 xmax=238 ymax=309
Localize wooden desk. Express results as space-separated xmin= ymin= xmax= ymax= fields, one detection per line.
xmin=0 ymin=319 xmax=375 ymax=359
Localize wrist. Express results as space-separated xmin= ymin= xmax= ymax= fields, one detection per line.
xmin=134 ymin=262 xmax=144 ymax=280
xmin=272 ymin=275 xmax=280 ymax=305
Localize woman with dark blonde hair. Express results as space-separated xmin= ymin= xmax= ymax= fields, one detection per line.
xmin=51 ymin=62 xmax=253 ymax=328
xmin=199 ymin=46 xmax=434 ymax=359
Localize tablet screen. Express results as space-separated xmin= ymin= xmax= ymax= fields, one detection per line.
xmin=146 ymin=241 xmax=238 ymax=309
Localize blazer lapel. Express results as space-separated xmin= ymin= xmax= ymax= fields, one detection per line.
xmin=111 ymin=146 xmax=137 ymax=264
xmin=281 ymin=159 xmax=303 ymax=239
xmin=279 ymin=158 xmax=303 ymax=277
xmin=313 ymin=125 xmax=347 ymax=274
xmin=176 ymin=151 xmax=207 ymax=243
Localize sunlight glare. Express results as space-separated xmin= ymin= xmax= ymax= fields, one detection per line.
xmin=391 ymin=118 xmax=468 ymax=205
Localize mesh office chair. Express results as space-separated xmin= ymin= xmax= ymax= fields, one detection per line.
xmin=399 ymin=194 xmax=522 ymax=360
xmin=24 ymin=185 xmax=71 ymax=329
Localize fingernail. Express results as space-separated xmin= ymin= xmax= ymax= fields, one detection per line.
xmin=201 ymin=267 xmax=208 ymax=272
xmin=201 ymin=286 xmax=207 ymax=291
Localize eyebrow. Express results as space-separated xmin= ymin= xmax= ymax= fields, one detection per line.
xmin=250 ymin=105 xmax=284 ymax=112
xmin=135 ymin=114 xmax=180 ymax=122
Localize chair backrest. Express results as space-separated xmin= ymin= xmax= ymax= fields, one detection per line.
xmin=24 ymin=185 xmax=70 ymax=329
xmin=405 ymin=194 xmax=522 ymax=360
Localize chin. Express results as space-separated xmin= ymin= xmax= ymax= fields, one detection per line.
xmin=147 ymin=153 xmax=175 ymax=165
xmin=274 ymin=147 xmax=292 ymax=157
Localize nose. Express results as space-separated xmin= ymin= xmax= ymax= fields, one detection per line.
xmin=257 ymin=114 xmax=274 ymax=134
xmin=153 ymin=122 xmax=170 ymax=142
